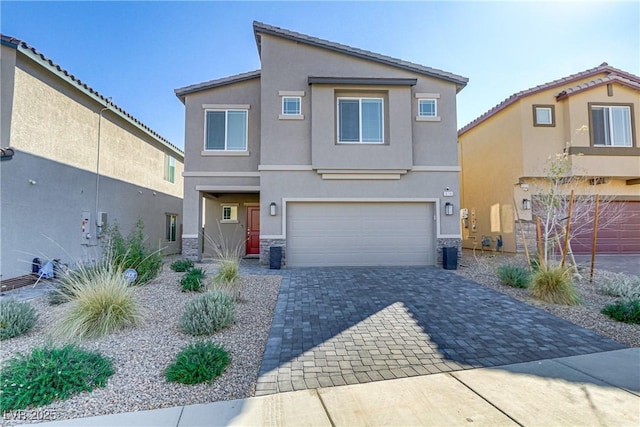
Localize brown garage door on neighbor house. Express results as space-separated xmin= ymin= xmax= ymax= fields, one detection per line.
xmin=286 ymin=202 xmax=436 ymax=267
xmin=571 ymin=201 xmax=640 ymax=254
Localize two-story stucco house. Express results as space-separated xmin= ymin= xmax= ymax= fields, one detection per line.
xmin=175 ymin=22 xmax=468 ymax=267
xmin=459 ymin=63 xmax=640 ymax=255
xmin=1 ymin=34 xmax=184 ymax=283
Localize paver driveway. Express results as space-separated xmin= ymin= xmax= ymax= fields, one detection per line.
xmin=255 ymin=267 xmax=625 ymax=396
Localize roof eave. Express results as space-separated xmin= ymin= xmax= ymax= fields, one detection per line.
xmin=174 ymin=70 xmax=262 ymax=103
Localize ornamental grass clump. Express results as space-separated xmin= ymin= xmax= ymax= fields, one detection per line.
xmin=180 ymin=268 xmax=205 ymax=292
xmin=180 ymin=291 xmax=236 ymax=336
xmin=55 ymin=262 xmax=144 ymax=339
xmin=0 ymin=299 xmax=38 ymax=340
xmin=171 ymin=259 xmax=194 ymax=272
xmin=165 ymin=342 xmax=230 ymax=384
xmin=0 ymin=344 xmax=113 ymax=411
xmin=601 ymin=299 xmax=640 ymax=324
xmin=530 ymin=264 xmax=580 ymax=305
xmin=210 ymin=258 xmax=241 ymax=300
xmin=496 ymin=264 xmax=531 ymax=289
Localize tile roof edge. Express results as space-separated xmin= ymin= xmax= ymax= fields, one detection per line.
xmin=458 ymin=63 xmax=639 ymax=136
xmin=556 ymin=74 xmax=640 ymax=100
xmin=252 ymin=21 xmax=468 ymax=91
xmin=1 ymin=33 xmax=184 ymax=158
xmin=174 ymin=70 xmax=261 ymax=101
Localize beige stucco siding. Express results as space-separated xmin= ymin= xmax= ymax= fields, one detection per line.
xmin=10 ymin=57 xmax=183 ymax=198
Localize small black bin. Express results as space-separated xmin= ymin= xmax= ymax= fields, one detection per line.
xmin=442 ymin=247 xmax=458 ymax=270
xmin=269 ymin=246 xmax=282 ymax=270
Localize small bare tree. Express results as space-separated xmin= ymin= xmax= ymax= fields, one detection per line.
xmin=532 ymin=151 xmax=624 ymax=271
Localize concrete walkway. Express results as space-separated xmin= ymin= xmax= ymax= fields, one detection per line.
xmin=35 ymin=348 xmax=639 ymax=426
xmin=256 ymin=267 xmax=625 ymax=395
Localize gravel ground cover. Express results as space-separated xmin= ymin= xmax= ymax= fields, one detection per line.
xmin=454 ymin=250 xmax=640 ymax=348
xmin=0 ymin=263 xmax=280 ymax=425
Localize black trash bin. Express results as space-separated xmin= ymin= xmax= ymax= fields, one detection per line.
xmin=442 ymin=247 xmax=458 ymax=270
xmin=269 ymin=246 xmax=282 ymax=270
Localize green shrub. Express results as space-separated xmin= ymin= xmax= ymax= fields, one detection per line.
xmin=103 ymin=219 xmax=163 ymax=285
xmin=180 ymin=291 xmax=236 ymax=336
xmin=0 ymin=299 xmax=38 ymax=340
xmin=0 ymin=344 xmax=114 ymax=411
xmin=598 ymin=271 xmax=640 ymax=300
xmin=165 ymin=342 xmax=230 ymax=384
xmin=496 ymin=264 xmax=531 ymax=288
xmin=56 ymin=262 xmax=144 ymax=339
xmin=529 ymin=255 xmax=541 ymax=271
xmin=180 ymin=268 xmax=205 ymax=292
xmin=171 ymin=259 xmax=194 ymax=272
xmin=601 ymin=299 xmax=640 ymax=324
xmin=531 ymin=265 xmax=580 ymax=305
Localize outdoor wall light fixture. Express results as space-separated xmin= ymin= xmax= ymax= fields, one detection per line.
xmin=445 ymin=202 xmax=454 ymax=216
xmin=270 ymin=202 xmax=277 ymax=216
xmin=522 ymin=198 xmax=531 ymax=210
xmin=28 ymin=179 xmax=37 ymax=185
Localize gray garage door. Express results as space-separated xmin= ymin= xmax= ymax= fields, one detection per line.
xmin=286 ymin=202 xmax=435 ymax=267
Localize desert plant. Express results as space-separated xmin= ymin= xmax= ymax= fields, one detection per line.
xmin=0 ymin=344 xmax=113 ymax=411
xmin=601 ymin=299 xmax=640 ymax=324
xmin=530 ymin=264 xmax=580 ymax=305
xmin=103 ymin=219 xmax=163 ymax=285
xmin=47 ymin=262 xmax=105 ymax=305
xmin=165 ymin=341 xmax=231 ymax=384
xmin=0 ymin=299 xmax=38 ymax=340
xmin=597 ymin=271 xmax=640 ymax=300
xmin=210 ymin=258 xmax=241 ymax=300
xmin=496 ymin=264 xmax=531 ymax=288
xmin=171 ymin=259 xmax=194 ymax=272
xmin=180 ymin=291 xmax=236 ymax=336
xmin=55 ymin=262 xmax=144 ymax=339
xmin=180 ymin=268 xmax=205 ymax=292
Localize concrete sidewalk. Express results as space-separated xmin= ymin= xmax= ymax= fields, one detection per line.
xmin=36 ymin=348 xmax=639 ymax=427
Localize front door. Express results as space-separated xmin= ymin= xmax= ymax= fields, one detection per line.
xmin=246 ymin=206 xmax=260 ymax=255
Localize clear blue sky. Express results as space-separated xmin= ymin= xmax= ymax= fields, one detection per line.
xmin=2 ymin=1 xmax=638 ymax=150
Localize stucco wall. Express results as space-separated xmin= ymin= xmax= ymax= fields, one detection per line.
xmin=1 ymin=151 xmax=182 ymax=280
xmin=1 ymin=44 xmax=17 ymax=147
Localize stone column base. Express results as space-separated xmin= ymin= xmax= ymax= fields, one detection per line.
xmin=260 ymin=238 xmax=286 ymax=266
xmin=183 ymin=237 xmax=200 ymax=261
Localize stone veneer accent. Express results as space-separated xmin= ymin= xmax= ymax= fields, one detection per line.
xmin=260 ymin=238 xmax=287 ymax=266
xmin=436 ymin=238 xmax=461 ymax=266
xmin=183 ymin=237 xmax=200 ymax=261
xmin=515 ymin=220 xmax=538 ymax=255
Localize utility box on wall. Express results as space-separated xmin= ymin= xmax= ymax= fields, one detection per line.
xmin=81 ymin=211 xmax=91 ymax=244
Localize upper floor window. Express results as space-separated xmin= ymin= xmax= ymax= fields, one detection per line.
xmin=164 ymin=154 xmax=175 ymax=183
xmin=590 ymin=104 xmax=633 ymax=147
xmin=418 ymin=99 xmax=437 ymax=117
xmin=533 ymin=105 xmax=555 ymax=127
xmin=282 ymin=97 xmax=301 ymax=115
xmin=337 ymin=97 xmax=384 ymax=144
xmin=205 ymin=110 xmax=247 ymax=151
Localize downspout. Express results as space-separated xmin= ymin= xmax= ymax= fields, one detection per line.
xmin=95 ymin=98 xmax=112 ymax=241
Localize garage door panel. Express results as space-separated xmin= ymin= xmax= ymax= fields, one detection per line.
xmin=571 ymin=201 xmax=640 ymax=254
xmin=287 ymin=202 xmax=435 ymax=267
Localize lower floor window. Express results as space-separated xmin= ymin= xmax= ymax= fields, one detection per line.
xmin=166 ymin=214 xmax=177 ymax=242
xmin=222 ymin=205 xmax=238 ymax=222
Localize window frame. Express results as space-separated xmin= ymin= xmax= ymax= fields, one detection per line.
xmin=282 ymin=96 xmax=301 ymax=116
xmin=336 ymin=96 xmax=385 ymax=144
xmin=532 ymin=104 xmax=555 ymax=127
xmin=418 ymin=99 xmax=437 ymax=118
xmin=164 ymin=154 xmax=175 ymax=183
xmin=588 ymin=103 xmax=634 ymax=147
xmin=204 ymin=109 xmax=248 ymax=151
xmin=165 ymin=214 xmax=177 ymax=242
xmin=221 ymin=205 xmax=238 ymax=223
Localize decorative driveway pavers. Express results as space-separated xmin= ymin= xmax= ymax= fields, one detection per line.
xmin=255 ymin=267 xmax=626 ymax=396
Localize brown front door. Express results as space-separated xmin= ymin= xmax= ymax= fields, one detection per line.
xmin=246 ymin=206 xmax=260 ymax=255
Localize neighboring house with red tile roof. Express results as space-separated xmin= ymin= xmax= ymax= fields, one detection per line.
xmin=1 ymin=34 xmax=185 ymax=281
xmin=458 ymin=64 xmax=640 ymax=255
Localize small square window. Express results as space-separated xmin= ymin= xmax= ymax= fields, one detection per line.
xmin=418 ymin=99 xmax=437 ymax=117
xmin=221 ymin=205 xmax=238 ymax=222
xmin=282 ymin=97 xmax=301 ymax=115
xmin=533 ymin=105 xmax=555 ymax=127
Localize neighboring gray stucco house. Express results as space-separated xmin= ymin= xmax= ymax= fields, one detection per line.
xmin=175 ymin=22 xmax=468 ymax=267
xmin=1 ymin=34 xmax=184 ymax=282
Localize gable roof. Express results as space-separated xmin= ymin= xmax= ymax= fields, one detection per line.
xmin=459 ymin=63 xmax=640 ymax=136
xmin=174 ymin=70 xmax=261 ymax=103
xmin=1 ymin=34 xmax=184 ymax=159
xmin=253 ymin=21 xmax=468 ymax=93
